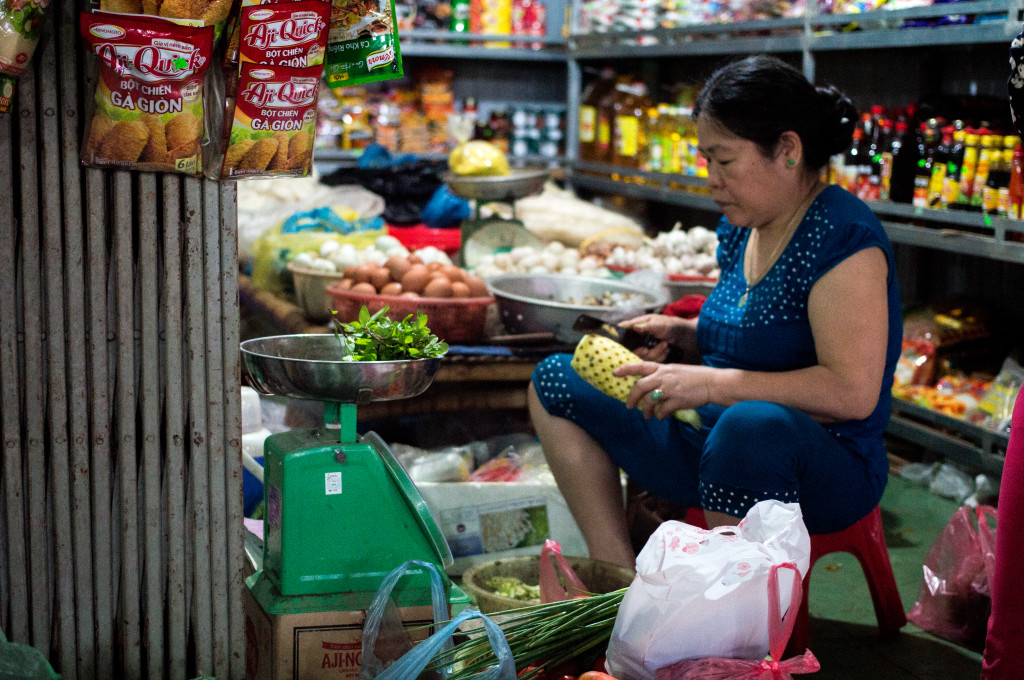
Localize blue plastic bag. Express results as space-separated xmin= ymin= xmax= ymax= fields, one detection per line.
xmin=373 ymin=607 xmax=516 ymax=680
xmin=280 ymin=207 xmax=385 ymax=236
xmin=361 ymin=560 xmax=451 ymax=679
xmin=421 ymin=186 xmax=471 ymax=230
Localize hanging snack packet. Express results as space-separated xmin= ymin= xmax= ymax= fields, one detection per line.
xmin=0 ymin=0 xmax=52 ymax=113
xmin=324 ymin=0 xmax=403 ymax=89
xmin=239 ymin=0 xmax=330 ymax=67
xmin=220 ymin=62 xmax=318 ymax=179
xmin=80 ymin=12 xmax=214 ymax=174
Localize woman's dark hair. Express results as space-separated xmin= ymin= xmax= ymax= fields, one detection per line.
xmin=693 ymin=55 xmax=858 ymax=170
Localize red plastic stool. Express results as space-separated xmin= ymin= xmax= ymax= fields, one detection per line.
xmin=790 ymin=505 xmax=907 ymax=652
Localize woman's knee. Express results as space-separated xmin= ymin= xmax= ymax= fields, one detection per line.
xmin=700 ymin=401 xmax=807 ymax=478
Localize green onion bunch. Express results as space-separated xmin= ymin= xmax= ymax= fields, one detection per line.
xmin=430 ymin=588 xmax=627 ymax=680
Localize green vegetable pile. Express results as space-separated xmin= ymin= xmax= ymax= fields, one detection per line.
xmin=486 ymin=576 xmax=541 ymax=602
xmin=332 ymin=305 xmax=448 ymax=361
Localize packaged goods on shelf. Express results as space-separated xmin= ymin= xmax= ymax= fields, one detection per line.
xmin=965 ymin=357 xmax=1023 ymax=434
xmin=511 ymin=0 xmax=546 ymax=48
xmin=315 ymin=78 xmax=565 ymax=158
xmin=395 ymin=0 xmax=453 ymax=29
xmin=826 ymin=101 xmax=1023 ymax=218
xmin=470 ymin=0 xmax=512 ymax=45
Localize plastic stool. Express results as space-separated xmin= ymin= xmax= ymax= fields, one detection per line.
xmin=790 ymin=505 xmax=906 ymax=652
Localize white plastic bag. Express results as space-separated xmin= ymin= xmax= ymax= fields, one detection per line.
xmin=605 ymin=500 xmax=812 ymax=680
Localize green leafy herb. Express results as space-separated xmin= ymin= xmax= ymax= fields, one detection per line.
xmin=332 ymin=305 xmax=448 ymax=361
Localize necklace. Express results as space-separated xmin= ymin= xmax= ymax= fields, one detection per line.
xmin=737 ymin=183 xmax=823 ymax=308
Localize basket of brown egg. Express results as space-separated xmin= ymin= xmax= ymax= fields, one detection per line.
xmin=325 ymin=255 xmax=494 ymax=344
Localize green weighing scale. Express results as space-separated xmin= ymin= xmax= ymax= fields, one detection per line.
xmin=240 ymin=333 xmax=468 ymax=609
xmin=443 ymin=168 xmax=549 ymax=268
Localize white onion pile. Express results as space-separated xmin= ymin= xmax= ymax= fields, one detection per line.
xmin=290 ymin=235 xmax=453 ymax=273
xmin=472 ymin=241 xmax=614 ymax=279
xmin=604 ymin=224 xmax=720 ymax=278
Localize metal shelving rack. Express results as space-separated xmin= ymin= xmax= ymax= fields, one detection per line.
xmin=563 ymin=2 xmax=1024 ymax=472
xmin=569 ymin=163 xmax=1024 ymax=263
xmin=400 ymin=29 xmax=569 ymax=61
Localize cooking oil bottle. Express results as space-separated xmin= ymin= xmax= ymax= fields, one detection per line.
xmin=578 ymin=67 xmax=616 ymax=163
xmin=611 ymin=80 xmax=652 ymax=169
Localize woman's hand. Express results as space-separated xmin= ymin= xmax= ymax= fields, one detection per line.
xmin=619 ymin=314 xmax=699 ymax=364
xmin=615 ymin=361 xmax=714 ymax=419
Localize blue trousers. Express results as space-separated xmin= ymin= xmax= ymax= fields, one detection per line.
xmin=532 ymin=354 xmax=888 ymax=534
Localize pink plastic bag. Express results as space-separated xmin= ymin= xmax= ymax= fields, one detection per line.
xmin=655 ymin=563 xmax=820 ymax=680
xmin=538 ymin=540 xmax=590 ymax=603
xmin=907 ymin=505 xmax=997 ymax=646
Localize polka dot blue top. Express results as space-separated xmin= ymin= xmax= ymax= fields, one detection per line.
xmin=697 ymin=184 xmax=903 ymax=457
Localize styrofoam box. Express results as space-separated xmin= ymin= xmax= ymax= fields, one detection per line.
xmin=416 ymin=476 xmax=626 ymax=575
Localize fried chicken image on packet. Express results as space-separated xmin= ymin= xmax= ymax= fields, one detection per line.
xmin=99 ymin=0 xmax=233 ymax=27
xmin=220 ymin=62 xmax=320 ymax=179
xmin=80 ymin=12 xmax=214 ymax=174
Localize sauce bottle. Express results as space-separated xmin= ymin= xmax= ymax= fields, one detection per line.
xmin=879 ymin=119 xmax=895 ymax=200
xmin=953 ymin=131 xmax=981 ymax=210
xmin=969 ymin=134 xmax=998 ymax=211
xmin=611 ymin=80 xmax=652 ymax=169
xmin=999 ymin=135 xmax=1020 ymax=216
xmin=1009 ymin=144 xmax=1024 ymax=219
xmin=912 ymin=123 xmax=938 ymax=208
xmin=941 ymin=127 xmax=966 ymax=208
xmin=643 ymin=105 xmax=663 ymax=172
xmin=865 ymin=111 xmax=887 ymax=201
xmin=889 ymin=121 xmax=917 ymax=203
xmin=578 ymin=67 xmax=616 ymax=162
xmin=844 ymin=125 xmax=865 ymax=194
xmin=983 ymin=145 xmax=1007 ymax=215
xmin=594 ymin=76 xmax=628 ymax=165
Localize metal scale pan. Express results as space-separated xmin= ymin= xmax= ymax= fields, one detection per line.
xmin=441 ymin=167 xmax=550 ymax=203
xmin=240 ymin=333 xmax=442 ymax=405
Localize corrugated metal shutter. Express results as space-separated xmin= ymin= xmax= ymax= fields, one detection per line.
xmin=0 ymin=2 xmax=245 ymax=678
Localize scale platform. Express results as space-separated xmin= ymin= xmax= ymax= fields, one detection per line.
xmin=240 ymin=334 xmax=454 ymax=598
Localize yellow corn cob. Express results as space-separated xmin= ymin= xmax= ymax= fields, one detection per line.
xmin=570 ymin=334 xmax=702 ymax=429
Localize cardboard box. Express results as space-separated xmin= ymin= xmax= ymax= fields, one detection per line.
xmin=416 ymin=478 xmax=623 ymax=574
xmin=244 ymin=571 xmax=470 ymax=680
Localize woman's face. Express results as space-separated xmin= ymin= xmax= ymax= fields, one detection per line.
xmin=696 ymin=116 xmax=793 ymax=230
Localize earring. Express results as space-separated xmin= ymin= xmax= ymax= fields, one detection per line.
xmin=787 ymin=158 xmax=796 ymax=166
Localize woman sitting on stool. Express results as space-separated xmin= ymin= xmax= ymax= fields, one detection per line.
xmin=529 ymin=55 xmax=903 ymax=570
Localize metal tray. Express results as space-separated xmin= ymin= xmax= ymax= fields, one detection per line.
xmin=240 ymin=334 xmax=442 ymax=404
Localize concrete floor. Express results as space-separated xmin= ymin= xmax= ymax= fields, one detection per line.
xmin=804 ymin=474 xmax=984 ymax=680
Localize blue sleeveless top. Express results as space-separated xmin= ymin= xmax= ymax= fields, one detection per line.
xmin=696 ymin=185 xmax=903 ymax=459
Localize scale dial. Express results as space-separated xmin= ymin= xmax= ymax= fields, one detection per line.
xmin=461 ymin=219 xmax=543 ymax=268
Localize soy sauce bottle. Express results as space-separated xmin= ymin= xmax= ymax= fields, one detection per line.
xmin=888 ymin=121 xmax=917 ymax=204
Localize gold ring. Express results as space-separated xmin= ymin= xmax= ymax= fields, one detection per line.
xmin=650 ymin=388 xmax=663 ymax=402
